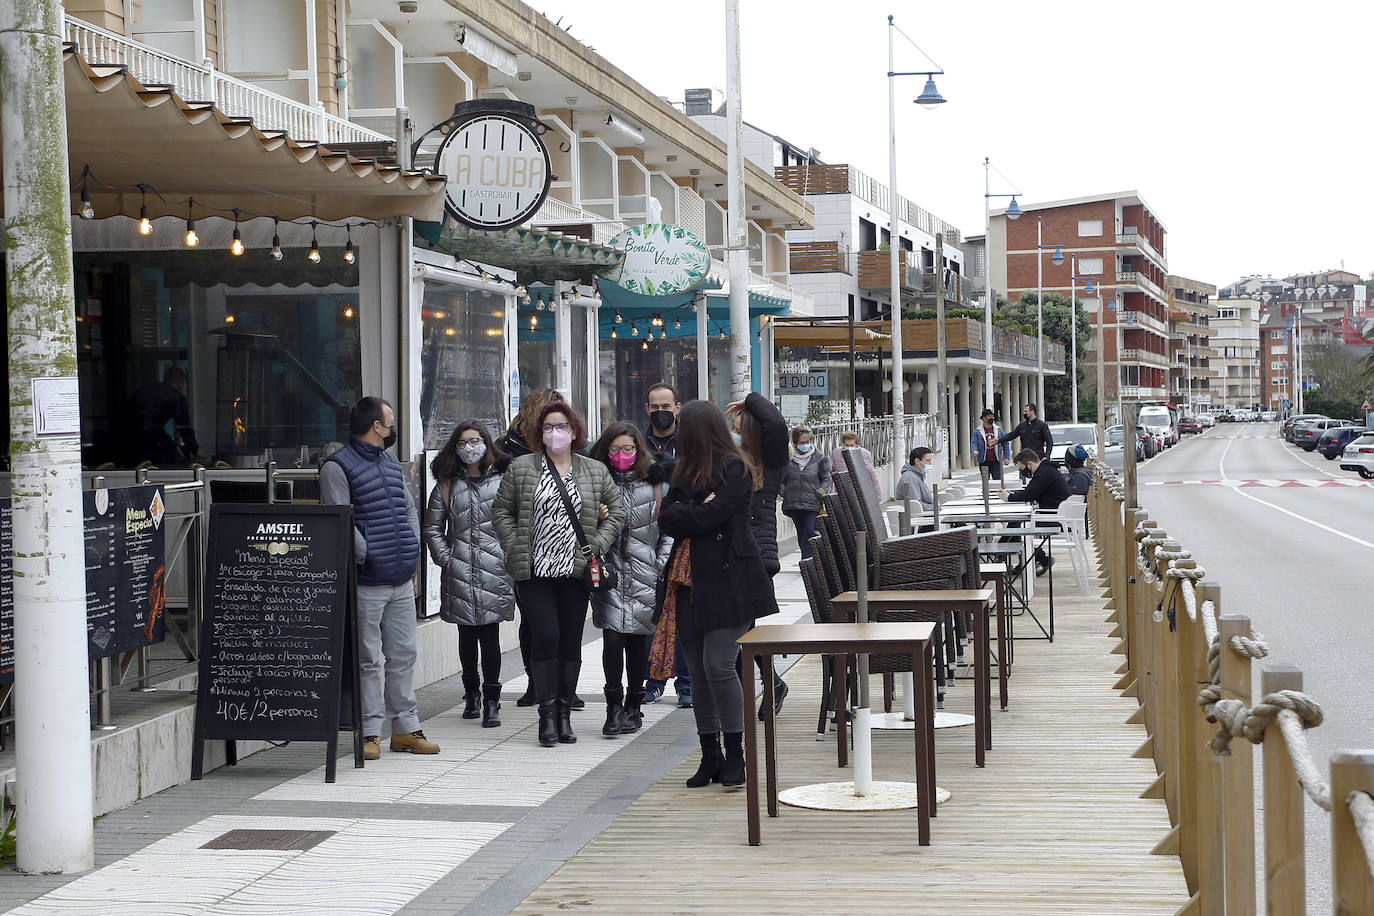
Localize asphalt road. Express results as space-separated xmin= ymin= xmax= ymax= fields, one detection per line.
xmin=1128 ymin=422 xmax=1374 ymax=911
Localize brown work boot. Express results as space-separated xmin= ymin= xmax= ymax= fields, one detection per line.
xmin=363 ymin=736 xmax=381 ymax=761
xmin=390 ymin=730 xmax=439 ymax=754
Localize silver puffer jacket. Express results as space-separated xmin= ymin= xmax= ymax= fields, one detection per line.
xmin=591 ymin=474 xmax=671 ymax=635
xmin=423 ymin=467 xmax=516 ymax=627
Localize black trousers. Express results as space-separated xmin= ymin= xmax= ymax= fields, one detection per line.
xmin=516 ymin=576 xmax=589 ymax=663
xmin=457 ymin=622 xmax=501 ymax=685
xmin=602 ymin=630 xmax=649 ymax=693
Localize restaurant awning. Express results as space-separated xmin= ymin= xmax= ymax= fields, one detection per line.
xmin=416 ymin=219 xmax=626 ymax=285
xmin=10 ymin=45 xmax=447 ymax=222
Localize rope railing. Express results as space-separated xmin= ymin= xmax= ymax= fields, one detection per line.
xmin=1088 ymin=460 xmax=1374 ymax=912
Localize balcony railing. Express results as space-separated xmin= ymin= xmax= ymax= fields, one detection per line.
xmin=1119 ymin=385 xmax=1169 ymax=400
xmin=788 ymin=240 xmax=850 ymax=274
xmin=1118 ymin=270 xmax=1169 ymax=304
xmin=1115 ymin=231 xmax=1164 ymax=267
xmin=1120 ymin=348 xmax=1171 ymax=368
xmin=529 ymin=197 xmax=627 ymax=246
xmin=64 ymin=15 xmax=391 ymax=146
xmin=1119 ymin=310 xmax=1169 ymax=335
xmin=773 ymin=163 xmax=961 ymax=243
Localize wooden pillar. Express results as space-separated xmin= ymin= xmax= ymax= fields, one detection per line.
xmin=1218 ymin=613 xmax=1257 ymax=916
xmin=1331 ymin=750 xmax=1374 ymax=914
xmin=1261 ymin=664 xmax=1305 ymax=913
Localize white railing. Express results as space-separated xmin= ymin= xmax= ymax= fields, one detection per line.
xmin=63 ymin=15 xmax=391 ymax=146
xmin=527 ymin=197 xmax=627 ymax=246
xmin=1120 ymin=310 xmax=1169 ymax=335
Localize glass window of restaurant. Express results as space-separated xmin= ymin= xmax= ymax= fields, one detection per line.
xmin=419 ymin=281 xmax=508 ymax=449
xmin=517 ymin=297 xmax=556 ymax=399
xmin=0 ymin=247 xmax=364 ymax=470
xmin=596 ymin=317 xmax=734 ymax=430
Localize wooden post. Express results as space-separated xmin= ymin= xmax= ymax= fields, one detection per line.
xmin=1331 ymin=750 xmax=1374 ymax=915
xmin=1218 ymin=613 xmax=1257 ymax=916
xmin=1122 ymin=508 xmax=1145 ymax=691
xmin=1173 ymin=574 xmax=1203 ymax=897
xmin=1155 ymin=544 xmax=1185 ymax=828
xmin=1190 ymin=582 xmax=1225 ymax=915
xmin=1261 ymin=664 xmax=1305 ymax=913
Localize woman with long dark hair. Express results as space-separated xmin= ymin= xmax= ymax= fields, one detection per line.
xmin=493 ymin=403 xmax=625 ymax=747
xmin=587 ymin=422 xmax=671 ymax=737
xmin=657 ymin=401 xmax=778 ymax=788
xmin=423 ymin=421 xmax=513 ymax=727
xmin=725 ymin=393 xmax=791 ymax=716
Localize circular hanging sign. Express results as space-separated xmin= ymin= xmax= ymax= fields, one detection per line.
xmin=608 ymin=224 xmax=710 ymax=296
xmin=435 ymin=113 xmax=552 ymax=231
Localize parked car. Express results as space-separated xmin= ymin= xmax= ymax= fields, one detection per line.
xmin=1260 ymin=410 xmax=1278 ymax=422
xmin=1199 ymin=414 xmax=1216 ymax=428
xmin=1340 ymin=433 xmax=1374 ymax=479
xmin=1047 ymin=423 xmax=1098 ymax=467
xmin=1178 ymin=417 xmax=1203 ymax=435
xmin=1283 ymin=414 xmax=1327 ymax=442
xmin=1104 ymin=424 xmax=1148 ymax=465
xmin=1294 ymin=418 xmax=1357 ymax=451
xmin=1318 ymin=426 xmax=1370 ymax=460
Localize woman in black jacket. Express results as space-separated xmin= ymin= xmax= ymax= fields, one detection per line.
xmin=658 ymin=401 xmax=779 ymax=789
xmin=726 ymin=393 xmax=791 ymax=716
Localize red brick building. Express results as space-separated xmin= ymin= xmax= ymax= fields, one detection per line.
xmin=990 ymin=192 xmax=1170 ymax=419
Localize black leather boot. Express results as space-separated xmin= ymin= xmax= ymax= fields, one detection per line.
xmin=686 ymin=733 xmax=722 ymax=787
xmin=620 ymin=690 xmax=644 ymax=734
xmin=532 ymin=660 xmax=559 ymax=747
xmin=481 ymin=683 xmax=502 ymax=728
xmin=720 ymin=731 xmax=745 ymax=789
xmin=602 ymin=686 xmax=624 ymax=737
xmin=461 ymin=673 xmax=481 ymax=719
xmin=556 ymin=661 xmax=581 ymax=744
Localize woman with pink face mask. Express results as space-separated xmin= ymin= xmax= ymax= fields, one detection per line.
xmin=494 ymin=402 xmax=625 ymax=747
xmin=587 ymin=422 xmax=672 ymax=738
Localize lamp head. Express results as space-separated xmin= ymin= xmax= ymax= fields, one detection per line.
xmin=1005 ymin=197 xmax=1022 ymax=220
xmin=1051 ymin=247 xmax=1064 ymax=265
xmin=1084 ymin=279 xmax=1097 ymax=294
xmin=914 ymin=75 xmax=946 ymax=108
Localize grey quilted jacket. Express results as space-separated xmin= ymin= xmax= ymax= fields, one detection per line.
xmin=493 ymin=452 xmax=625 ymax=582
xmin=423 ymin=468 xmax=516 ymax=626
xmin=590 ymin=475 xmax=672 ymax=635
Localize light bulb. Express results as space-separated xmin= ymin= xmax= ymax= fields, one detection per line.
xmin=719 ymin=329 xmax=727 ymax=340
xmin=343 ymin=306 xmax=355 ymax=319
xmin=614 ymin=312 xmax=623 ymax=324
xmin=271 ymin=235 xmax=283 ymax=261
xmin=515 ymin=285 xmax=527 ymax=297
xmin=522 ymin=295 xmax=531 ymax=305
xmin=631 ymin=324 xmax=639 ymax=337
xmin=79 ymin=187 xmax=94 ymax=220
xmin=343 ymin=241 xmax=356 ymax=264
xmin=611 ymin=328 xmax=618 ymax=339
xmin=530 ymin=314 xmax=538 ymax=328
xmin=138 ymin=205 xmax=153 ymax=236
xmin=184 ymin=220 xmax=199 ymax=248
xmin=691 ymin=302 xmax=698 ymax=313
xmin=308 ymin=240 xmax=321 ymax=263
xmin=642 ymin=340 xmax=649 ymax=351
xmin=674 ymin=318 xmax=681 ymax=330
xmin=230 ymin=229 xmax=245 ymax=256
xmin=481 ymin=271 xmax=494 ymax=284
xmin=537 ymin=299 xmax=546 ymax=311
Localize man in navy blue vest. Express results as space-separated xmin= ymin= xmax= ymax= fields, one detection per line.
xmin=321 ymin=397 xmax=437 ymax=760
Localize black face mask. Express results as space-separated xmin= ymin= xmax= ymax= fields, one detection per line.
xmin=381 ymin=423 xmax=398 ymax=449
xmin=649 ymin=409 xmax=676 ymax=433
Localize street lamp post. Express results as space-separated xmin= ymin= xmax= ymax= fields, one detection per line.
xmin=1033 ymin=216 xmax=1064 ymax=414
xmin=1085 ymin=278 xmax=1117 ymax=446
xmin=983 ymin=158 xmax=1021 ymax=409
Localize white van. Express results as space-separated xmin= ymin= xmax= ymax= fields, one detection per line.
xmin=1138 ymin=405 xmax=1175 ymax=448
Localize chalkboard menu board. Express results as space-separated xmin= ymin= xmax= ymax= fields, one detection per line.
xmin=84 ymin=485 xmax=167 ymax=659
xmin=0 ymin=486 xmax=166 ymax=686
xmin=192 ymin=504 xmax=361 ymax=782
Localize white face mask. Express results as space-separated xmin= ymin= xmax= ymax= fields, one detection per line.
xmin=730 ymin=431 xmax=743 ymax=447
xmin=457 ymin=441 xmax=486 ymax=465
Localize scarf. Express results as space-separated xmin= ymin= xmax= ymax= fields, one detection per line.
xmin=649 ymin=539 xmax=693 ymax=680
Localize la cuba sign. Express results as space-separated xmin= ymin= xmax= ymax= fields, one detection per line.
xmin=429 ymin=100 xmax=553 ymax=231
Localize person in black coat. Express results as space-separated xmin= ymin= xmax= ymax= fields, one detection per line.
xmin=658 ymin=401 xmax=779 ymax=790
xmin=1001 ymin=448 xmax=1070 ymax=575
xmin=997 ymin=403 xmax=1054 ymax=483
xmin=725 ymin=392 xmax=790 ymax=717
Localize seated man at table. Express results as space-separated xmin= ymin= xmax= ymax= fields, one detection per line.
xmin=999 ymin=448 xmax=1069 ymax=576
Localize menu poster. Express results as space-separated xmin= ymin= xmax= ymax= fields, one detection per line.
xmin=84 ymin=485 xmax=167 ymax=660
xmin=0 ymin=499 xmax=12 ymax=684
xmin=192 ymin=504 xmax=361 ymax=783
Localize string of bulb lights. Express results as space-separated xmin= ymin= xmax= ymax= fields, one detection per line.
xmin=71 ymin=164 xmax=384 ymax=264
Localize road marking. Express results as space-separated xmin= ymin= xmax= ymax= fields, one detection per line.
xmin=1141 ymin=479 xmax=1372 ymax=487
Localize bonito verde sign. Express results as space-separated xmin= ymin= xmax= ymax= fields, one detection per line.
xmin=608 ymin=224 xmax=709 ymax=296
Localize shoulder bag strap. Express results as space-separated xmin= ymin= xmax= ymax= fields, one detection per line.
xmin=545 ymin=453 xmax=594 ymax=558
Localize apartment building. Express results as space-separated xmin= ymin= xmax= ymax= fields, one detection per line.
xmin=1167 ymin=276 xmax=1218 ymax=415
xmin=1214 ymin=280 xmax=1267 ymax=410
xmin=990 ymin=192 xmax=1170 ymax=418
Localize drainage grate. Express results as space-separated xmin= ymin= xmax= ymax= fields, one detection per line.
xmin=200 ymin=828 xmax=335 ymax=851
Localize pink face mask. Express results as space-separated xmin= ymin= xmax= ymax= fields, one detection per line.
xmin=544 ymin=428 xmax=573 ymax=454
xmin=609 ymin=450 xmax=636 ymax=471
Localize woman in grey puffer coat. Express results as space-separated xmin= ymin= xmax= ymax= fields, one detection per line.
xmin=424 ymin=421 xmax=516 ymax=728
xmin=588 ymin=422 xmax=672 ymax=738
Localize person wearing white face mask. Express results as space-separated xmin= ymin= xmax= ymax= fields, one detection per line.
xmin=781 ymin=426 xmax=830 ymax=560
xmin=424 ymin=421 xmax=515 ymax=728
xmin=494 ymin=403 xmax=625 ymax=747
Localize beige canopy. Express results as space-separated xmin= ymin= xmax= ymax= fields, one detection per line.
xmin=12 ymin=45 xmax=446 ymax=223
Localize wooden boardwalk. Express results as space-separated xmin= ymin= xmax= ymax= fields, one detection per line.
xmin=517 ymin=554 xmax=1190 ymax=914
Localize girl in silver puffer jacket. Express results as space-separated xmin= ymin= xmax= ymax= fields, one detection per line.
xmin=424 ymin=421 xmax=516 ymax=728
xmin=588 ymin=422 xmax=672 ymax=738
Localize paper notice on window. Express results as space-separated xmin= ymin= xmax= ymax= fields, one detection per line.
xmin=32 ymin=376 xmax=81 ymax=439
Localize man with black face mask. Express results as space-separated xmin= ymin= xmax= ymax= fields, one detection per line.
xmin=996 ymin=402 xmax=1054 ymax=484
xmin=321 ymin=397 xmax=437 ymax=760
xmin=643 ymin=383 xmax=681 ymax=463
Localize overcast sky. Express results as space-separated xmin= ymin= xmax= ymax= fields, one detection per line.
xmin=533 ymin=0 xmax=1372 ymax=287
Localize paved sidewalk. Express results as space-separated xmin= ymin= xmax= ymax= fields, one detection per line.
xmin=0 ymin=566 xmax=809 ymax=915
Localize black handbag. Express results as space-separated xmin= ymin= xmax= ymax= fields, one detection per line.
xmin=545 ymin=454 xmax=617 ymax=592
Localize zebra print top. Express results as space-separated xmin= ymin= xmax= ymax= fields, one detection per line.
xmin=530 ymin=460 xmax=580 ymax=578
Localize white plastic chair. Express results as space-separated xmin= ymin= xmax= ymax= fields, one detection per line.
xmin=1035 ymin=499 xmax=1090 ymax=592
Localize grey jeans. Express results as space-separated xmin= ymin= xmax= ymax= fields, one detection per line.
xmin=356 ymin=581 xmax=420 ymax=737
xmin=678 ymin=617 xmax=751 ymax=737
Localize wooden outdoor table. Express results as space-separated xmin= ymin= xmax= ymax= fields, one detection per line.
xmin=738 ymin=622 xmax=937 ymax=847
xmin=977 ymin=563 xmax=1012 ymax=711
xmin=833 ymin=589 xmax=994 ymax=767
